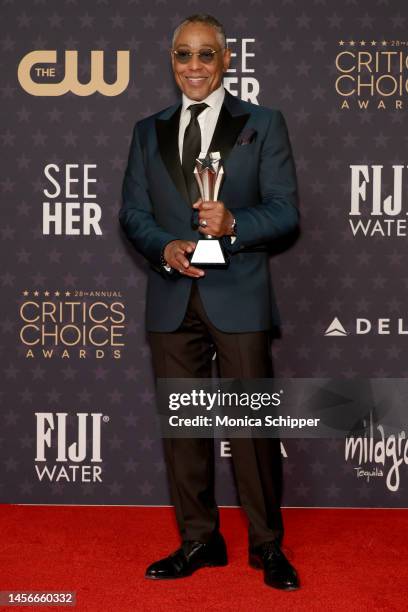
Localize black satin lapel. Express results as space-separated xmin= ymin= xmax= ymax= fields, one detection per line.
xmin=155 ymin=101 xmax=250 ymax=205
xmin=208 ymin=105 xmax=250 ymax=165
xmin=156 ymin=107 xmax=190 ymax=206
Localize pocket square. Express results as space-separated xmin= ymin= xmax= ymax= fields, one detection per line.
xmin=236 ymin=128 xmax=257 ymax=146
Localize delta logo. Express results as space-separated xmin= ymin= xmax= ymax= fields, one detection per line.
xmin=324 ymin=317 xmax=408 ymax=336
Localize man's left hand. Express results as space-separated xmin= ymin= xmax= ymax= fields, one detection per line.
xmin=193 ymin=200 xmax=234 ymax=238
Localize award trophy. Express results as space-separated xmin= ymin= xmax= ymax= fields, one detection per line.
xmin=190 ymin=152 xmax=229 ymax=267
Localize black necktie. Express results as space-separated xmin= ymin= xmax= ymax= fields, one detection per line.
xmin=182 ymin=102 xmax=208 ymax=203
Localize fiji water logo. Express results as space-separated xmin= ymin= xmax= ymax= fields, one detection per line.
xmin=35 ymin=412 xmax=109 ymax=483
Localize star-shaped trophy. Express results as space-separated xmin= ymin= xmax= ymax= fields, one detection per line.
xmin=190 ymin=152 xmax=229 ymax=267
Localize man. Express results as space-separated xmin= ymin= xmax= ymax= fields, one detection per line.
xmin=119 ymin=14 xmax=300 ymax=591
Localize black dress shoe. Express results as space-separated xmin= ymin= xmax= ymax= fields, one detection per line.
xmin=249 ymin=540 xmax=300 ymax=591
xmin=145 ymin=532 xmax=228 ymax=579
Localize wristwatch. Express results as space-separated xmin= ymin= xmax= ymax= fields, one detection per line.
xmin=231 ymin=216 xmax=237 ymax=236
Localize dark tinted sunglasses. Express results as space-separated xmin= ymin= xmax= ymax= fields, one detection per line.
xmin=172 ymin=48 xmax=221 ymax=64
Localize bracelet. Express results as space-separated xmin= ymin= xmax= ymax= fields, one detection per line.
xmin=160 ymin=249 xmax=172 ymax=273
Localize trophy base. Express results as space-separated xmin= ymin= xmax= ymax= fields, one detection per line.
xmin=190 ymin=238 xmax=229 ymax=268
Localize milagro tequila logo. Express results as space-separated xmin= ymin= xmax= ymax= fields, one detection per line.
xmin=35 ymin=412 xmax=109 ymax=483
xmin=345 ymin=412 xmax=408 ymax=492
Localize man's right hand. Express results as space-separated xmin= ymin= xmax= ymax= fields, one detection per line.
xmin=163 ymin=240 xmax=205 ymax=278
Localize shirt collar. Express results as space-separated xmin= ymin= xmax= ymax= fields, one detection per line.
xmin=181 ymin=84 xmax=225 ymax=114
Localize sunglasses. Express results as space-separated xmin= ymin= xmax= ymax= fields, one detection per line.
xmin=172 ymin=48 xmax=221 ymax=64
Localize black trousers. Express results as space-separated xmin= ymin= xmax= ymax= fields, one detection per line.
xmin=148 ymin=282 xmax=284 ymax=548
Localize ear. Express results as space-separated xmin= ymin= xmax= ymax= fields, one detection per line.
xmin=223 ymin=48 xmax=232 ymax=72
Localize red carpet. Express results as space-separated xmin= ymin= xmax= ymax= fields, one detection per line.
xmin=0 ymin=505 xmax=406 ymax=611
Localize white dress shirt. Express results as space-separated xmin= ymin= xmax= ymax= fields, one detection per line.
xmin=178 ymin=85 xmax=225 ymax=163
xmin=177 ymin=85 xmax=236 ymax=245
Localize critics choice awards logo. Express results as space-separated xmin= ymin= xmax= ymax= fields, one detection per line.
xmin=335 ymin=39 xmax=408 ymax=110
xmin=19 ymin=290 xmax=125 ymax=359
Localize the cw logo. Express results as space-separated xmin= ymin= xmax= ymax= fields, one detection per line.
xmin=18 ymin=50 xmax=130 ymax=96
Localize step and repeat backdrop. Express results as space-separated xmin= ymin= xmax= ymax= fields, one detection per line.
xmin=1 ymin=0 xmax=407 ymax=507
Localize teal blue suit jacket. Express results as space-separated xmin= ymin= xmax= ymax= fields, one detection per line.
xmin=119 ymin=90 xmax=299 ymax=332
